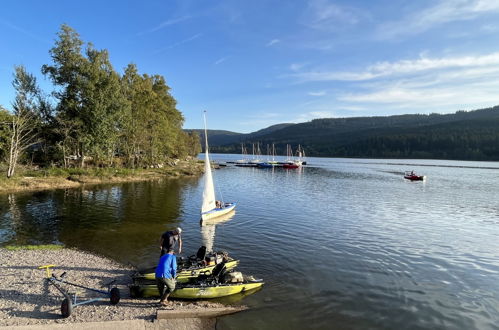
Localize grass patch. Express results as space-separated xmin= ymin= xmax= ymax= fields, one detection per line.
xmin=4 ymin=244 xmax=64 ymax=251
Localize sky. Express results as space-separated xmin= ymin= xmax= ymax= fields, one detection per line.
xmin=2 ymin=0 xmax=499 ymax=133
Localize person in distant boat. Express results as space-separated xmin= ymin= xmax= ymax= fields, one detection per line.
xmin=159 ymin=227 xmax=182 ymax=257
xmin=155 ymin=249 xmax=177 ymax=306
xmin=216 ymin=200 xmax=223 ymax=208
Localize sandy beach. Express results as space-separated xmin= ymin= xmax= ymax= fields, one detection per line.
xmin=0 ymin=248 xmax=232 ymax=328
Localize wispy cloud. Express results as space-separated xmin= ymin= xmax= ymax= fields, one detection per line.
xmin=300 ymin=0 xmax=367 ymax=31
xmin=289 ymin=63 xmax=307 ymax=72
xmin=288 ymin=51 xmax=499 ymax=114
xmin=377 ymin=0 xmax=499 ymax=39
xmin=0 ymin=19 xmax=49 ymax=44
xmin=266 ymin=39 xmax=280 ymax=47
xmin=214 ymin=56 xmax=229 ymax=65
xmin=290 ymin=52 xmax=499 ymax=82
xmin=154 ymin=33 xmax=203 ymax=53
xmin=141 ymin=16 xmax=192 ymax=35
xmin=308 ymin=91 xmax=326 ymax=96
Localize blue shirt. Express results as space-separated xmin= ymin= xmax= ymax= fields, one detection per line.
xmin=155 ymin=253 xmax=177 ymax=279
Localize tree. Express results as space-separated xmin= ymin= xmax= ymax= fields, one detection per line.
xmin=7 ymin=66 xmax=42 ymax=178
xmin=42 ymin=24 xmax=127 ymax=167
xmin=42 ymin=24 xmax=86 ymax=167
xmin=0 ymin=106 xmax=13 ymax=161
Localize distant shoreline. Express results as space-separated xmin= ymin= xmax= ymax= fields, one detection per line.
xmin=0 ymin=160 xmax=204 ymax=194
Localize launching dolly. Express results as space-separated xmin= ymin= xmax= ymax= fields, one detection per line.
xmin=39 ymin=264 xmax=120 ymax=318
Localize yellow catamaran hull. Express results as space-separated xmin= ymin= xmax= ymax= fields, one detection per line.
xmin=131 ymin=281 xmax=263 ymax=299
xmin=133 ymin=259 xmax=239 ymax=283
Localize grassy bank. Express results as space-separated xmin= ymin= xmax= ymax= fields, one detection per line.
xmin=4 ymin=244 xmax=64 ymax=251
xmin=0 ymin=160 xmax=204 ymax=194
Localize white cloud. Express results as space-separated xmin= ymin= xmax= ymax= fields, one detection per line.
xmin=148 ymin=16 xmax=192 ymax=33
xmin=0 ymin=19 xmax=49 ymax=44
xmin=377 ymin=0 xmax=499 ymax=39
xmin=287 ymin=50 xmax=499 ymax=115
xmin=266 ymin=39 xmax=280 ymax=47
xmin=290 ymin=52 xmax=499 ymax=82
xmin=290 ymin=63 xmax=307 ymax=72
xmin=301 ymin=0 xmax=365 ymax=31
xmin=308 ymin=91 xmax=326 ymax=96
xmin=154 ymin=33 xmax=203 ymax=53
xmin=214 ymin=56 xmax=229 ymax=65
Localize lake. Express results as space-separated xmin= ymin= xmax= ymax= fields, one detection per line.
xmin=1 ymin=155 xmax=499 ymax=329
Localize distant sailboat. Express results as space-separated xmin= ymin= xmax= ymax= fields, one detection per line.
xmin=201 ymin=112 xmax=236 ymax=221
xmin=283 ymin=144 xmax=301 ymax=169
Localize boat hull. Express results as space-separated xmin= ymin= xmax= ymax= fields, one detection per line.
xmin=404 ymin=175 xmax=425 ymax=181
xmin=130 ymin=281 xmax=264 ymax=299
xmin=133 ymin=259 xmax=240 ymax=283
xmin=201 ymin=203 xmax=236 ymax=221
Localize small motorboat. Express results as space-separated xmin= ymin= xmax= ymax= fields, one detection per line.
xmin=131 ymin=247 xmax=239 ymax=284
xmin=404 ymin=171 xmax=425 ymax=181
xmin=130 ymin=262 xmax=263 ymax=299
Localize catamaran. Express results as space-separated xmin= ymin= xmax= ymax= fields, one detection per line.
xmin=201 ymin=112 xmax=236 ymax=221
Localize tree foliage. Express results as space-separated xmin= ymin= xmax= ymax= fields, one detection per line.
xmin=7 ymin=66 xmax=43 ymax=177
xmin=208 ymin=106 xmax=499 ymax=161
xmin=27 ymin=24 xmax=200 ymax=170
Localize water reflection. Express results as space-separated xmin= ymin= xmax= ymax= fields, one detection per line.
xmin=200 ymin=210 xmax=236 ymax=252
xmin=0 ymin=178 xmax=198 ymax=268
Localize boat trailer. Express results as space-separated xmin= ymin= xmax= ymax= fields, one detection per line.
xmin=39 ymin=264 xmax=120 ymax=318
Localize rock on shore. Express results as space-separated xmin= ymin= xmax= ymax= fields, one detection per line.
xmin=0 ymin=248 xmax=226 ymax=328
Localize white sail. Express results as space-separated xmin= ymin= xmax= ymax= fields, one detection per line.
xmin=202 ymin=113 xmax=216 ymax=214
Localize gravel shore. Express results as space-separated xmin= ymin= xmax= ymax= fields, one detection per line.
xmin=0 ymin=248 xmax=226 ymax=328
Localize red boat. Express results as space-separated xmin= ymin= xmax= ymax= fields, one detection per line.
xmin=283 ymin=162 xmax=300 ymax=169
xmin=404 ymin=171 xmax=425 ymax=181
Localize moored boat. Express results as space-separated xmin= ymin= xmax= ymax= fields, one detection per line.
xmin=130 ymin=262 xmax=263 ymax=299
xmin=132 ymin=248 xmax=239 ymax=283
xmin=404 ymin=171 xmax=425 ymax=181
xmin=201 ymin=112 xmax=236 ymax=221
xmin=131 ymin=280 xmax=263 ymax=299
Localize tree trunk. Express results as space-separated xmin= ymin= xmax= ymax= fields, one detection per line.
xmin=7 ymin=119 xmax=18 ymax=178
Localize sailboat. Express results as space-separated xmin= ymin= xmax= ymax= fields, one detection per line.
xmin=283 ymin=144 xmax=301 ymax=169
xmin=201 ymin=112 xmax=236 ymax=221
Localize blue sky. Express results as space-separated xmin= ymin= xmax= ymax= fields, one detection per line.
xmin=2 ymin=0 xmax=499 ymax=133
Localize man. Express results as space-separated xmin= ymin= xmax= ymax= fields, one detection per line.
xmin=159 ymin=227 xmax=182 ymax=257
xmin=155 ymin=249 xmax=177 ymax=306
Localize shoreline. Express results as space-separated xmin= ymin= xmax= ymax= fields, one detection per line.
xmin=0 ymin=247 xmax=242 ymax=329
xmin=0 ymin=160 xmax=204 ymax=195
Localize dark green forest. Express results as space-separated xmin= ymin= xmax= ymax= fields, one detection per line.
xmin=203 ymin=106 xmax=499 ymax=161
xmin=0 ymin=24 xmax=201 ymax=178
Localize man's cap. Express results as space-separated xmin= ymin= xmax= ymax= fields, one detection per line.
xmin=176 ymin=227 xmax=182 ymax=234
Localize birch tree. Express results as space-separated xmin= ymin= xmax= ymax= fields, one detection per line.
xmin=7 ymin=66 xmax=42 ymax=178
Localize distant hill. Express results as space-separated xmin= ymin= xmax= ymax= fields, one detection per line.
xmin=188 ymin=106 xmax=499 ymax=161
xmin=186 ymin=123 xmax=294 ymax=147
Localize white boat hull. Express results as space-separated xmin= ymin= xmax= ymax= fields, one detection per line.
xmin=201 ymin=203 xmax=237 ymax=221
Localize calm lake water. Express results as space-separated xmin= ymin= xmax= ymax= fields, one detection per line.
xmin=2 ymin=155 xmax=499 ymax=329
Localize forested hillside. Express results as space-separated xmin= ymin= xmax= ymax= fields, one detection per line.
xmin=204 ymin=106 xmax=499 ymax=161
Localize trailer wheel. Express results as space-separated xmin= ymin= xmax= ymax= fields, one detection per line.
xmin=61 ymin=298 xmax=72 ymax=318
xmin=110 ymin=287 xmax=120 ymax=305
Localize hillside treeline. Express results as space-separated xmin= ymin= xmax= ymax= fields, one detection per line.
xmin=207 ymin=106 xmax=499 ymax=161
xmin=0 ymin=24 xmax=200 ymax=177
